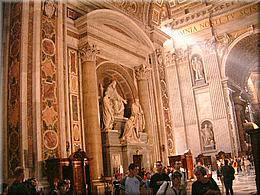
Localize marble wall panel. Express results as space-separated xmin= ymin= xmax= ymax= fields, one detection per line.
xmin=195 ymin=89 xmax=213 ymax=120
xmin=213 ymin=119 xmax=232 ymax=152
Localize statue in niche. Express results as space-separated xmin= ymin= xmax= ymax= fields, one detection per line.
xmin=191 ymin=56 xmax=204 ymax=81
xmin=131 ymin=99 xmax=145 ymax=132
xmin=104 ymin=81 xmax=127 ymax=117
xmin=121 ymin=116 xmax=140 ymax=142
xmin=201 ymin=121 xmax=215 ymax=149
xmin=121 ymin=99 xmax=146 ymax=142
xmin=102 ymin=95 xmax=114 ymax=130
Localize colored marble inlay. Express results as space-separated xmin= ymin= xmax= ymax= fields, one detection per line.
xmin=41 ymin=0 xmax=60 ymax=160
xmin=7 ymin=2 xmax=22 ymax=176
xmin=27 ymin=1 xmax=34 ymax=169
xmin=68 ymin=48 xmax=82 ymax=152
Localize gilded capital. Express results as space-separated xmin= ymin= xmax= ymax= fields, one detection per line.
xmin=134 ymin=64 xmax=151 ymax=81
xmin=79 ymin=42 xmax=99 ymax=62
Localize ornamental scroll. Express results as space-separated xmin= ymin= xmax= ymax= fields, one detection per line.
xmin=156 ymin=49 xmax=175 ymax=155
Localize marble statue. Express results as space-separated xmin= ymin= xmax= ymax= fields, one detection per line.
xmin=105 ymin=81 xmax=127 ymax=117
xmin=191 ymin=56 xmax=204 ymax=80
xmin=103 ymin=95 xmax=114 ymax=130
xmin=201 ymin=123 xmax=215 ymax=147
xmin=131 ymin=99 xmax=145 ymax=132
xmin=121 ymin=116 xmax=140 ymax=142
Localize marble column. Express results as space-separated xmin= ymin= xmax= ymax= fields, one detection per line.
xmin=134 ymin=64 xmax=153 ymax=143
xmin=79 ymin=43 xmax=103 ymax=180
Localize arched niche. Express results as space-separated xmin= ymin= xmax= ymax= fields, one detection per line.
xmin=96 ymin=61 xmax=138 ymax=118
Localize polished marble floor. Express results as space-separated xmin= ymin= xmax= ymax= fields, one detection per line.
xmin=187 ymin=168 xmax=257 ymax=195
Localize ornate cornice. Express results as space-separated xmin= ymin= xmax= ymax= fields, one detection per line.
xmin=134 ymin=64 xmax=151 ymax=81
xmin=79 ymin=42 xmax=99 ymax=62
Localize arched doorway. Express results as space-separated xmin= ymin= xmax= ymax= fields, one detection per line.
xmin=224 ymin=32 xmax=260 ymax=154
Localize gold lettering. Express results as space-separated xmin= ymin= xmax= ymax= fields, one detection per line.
xmin=199 ymin=22 xmax=206 ymax=29
xmin=226 ymin=13 xmax=235 ymax=21
xmin=174 ymin=5 xmax=258 ymax=36
xmin=240 ymin=7 xmax=250 ymax=16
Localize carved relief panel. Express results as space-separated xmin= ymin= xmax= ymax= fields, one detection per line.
xmin=156 ymin=49 xmax=175 ymax=155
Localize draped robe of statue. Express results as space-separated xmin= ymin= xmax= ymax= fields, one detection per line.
xmin=103 ymin=95 xmax=114 ymax=130
xmin=105 ymin=81 xmax=126 ymax=117
xmin=201 ymin=123 xmax=215 ymax=147
xmin=121 ymin=116 xmax=140 ymax=142
xmin=131 ymin=99 xmax=145 ymax=132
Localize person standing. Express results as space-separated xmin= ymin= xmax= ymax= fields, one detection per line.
xmin=221 ymin=159 xmax=235 ymax=195
xmin=192 ymin=166 xmax=220 ymax=195
xmin=157 ymin=171 xmax=187 ymax=195
xmin=7 ymin=167 xmax=29 ymax=195
xmin=124 ymin=163 xmax=141 ymax=195
xmin=150 ymin=161 xmax=170 ymax=195
xmin=173 ymin=161 xmax=187 ymax=191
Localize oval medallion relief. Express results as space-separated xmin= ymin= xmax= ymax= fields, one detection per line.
xmin=43 ymin=130 xmax=58 ymax=150
xmin=42 ymin=38 xmax=55 ymax=56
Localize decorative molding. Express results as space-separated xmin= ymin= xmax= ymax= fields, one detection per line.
xmin=156 ymin=48 xmax=175 ymax=155
xmin=171 ymin=3 xmax=258 ymax=34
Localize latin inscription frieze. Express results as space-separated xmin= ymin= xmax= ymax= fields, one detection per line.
xmin=175 ymin=4 xmax=258 ymax=36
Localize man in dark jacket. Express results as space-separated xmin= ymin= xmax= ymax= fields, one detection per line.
xmin=150 ymin=161 xmax=170 ymax=195
xmin=221 ymin=159 xmax=235 ymax=195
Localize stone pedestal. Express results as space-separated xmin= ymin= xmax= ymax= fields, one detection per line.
xmin=102 ymin=116 xmax=152 ymax=176
xmin=121 ymin=137 xmax=153 ymax=172
xmin=102 ymin=129 xmax=122 ymax=177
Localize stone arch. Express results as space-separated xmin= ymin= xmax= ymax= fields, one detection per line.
xmin=221 ymin=30 xmax=260 ymax=89
xmin=78 ymin=9 xmax=155 ymax=51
